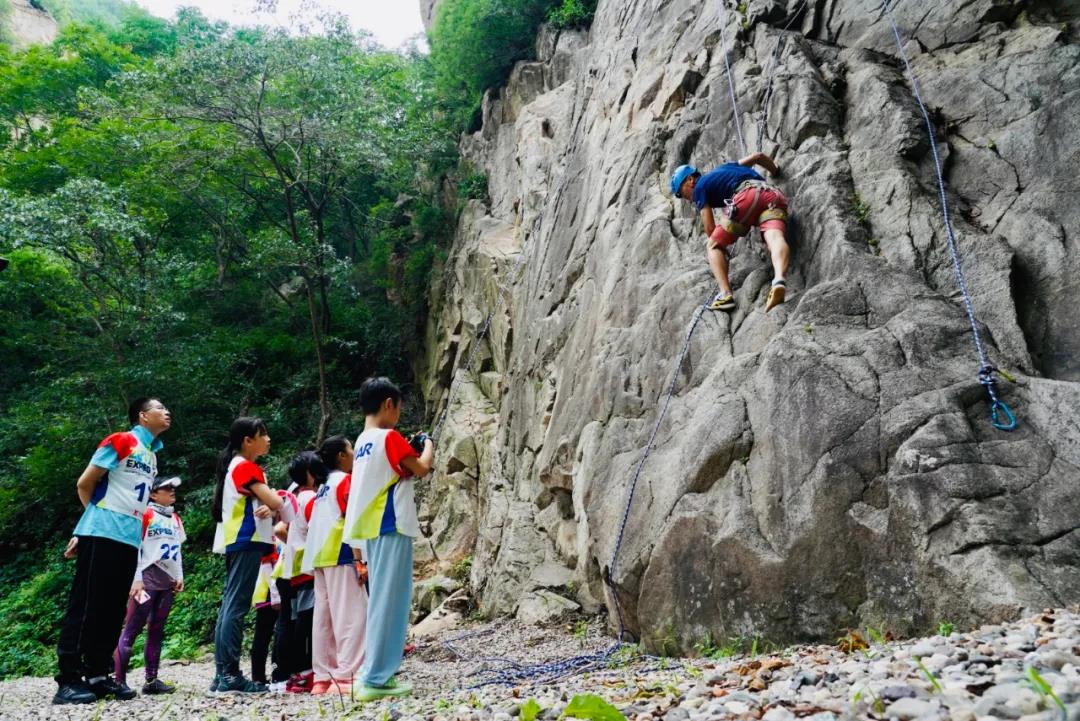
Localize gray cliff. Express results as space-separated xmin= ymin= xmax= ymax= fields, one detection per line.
xmin=416 ymin=0 xmax=1080 ymax=650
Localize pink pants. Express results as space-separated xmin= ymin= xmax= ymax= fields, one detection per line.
xmin=312 ymin=565 xmax=368 ymax=683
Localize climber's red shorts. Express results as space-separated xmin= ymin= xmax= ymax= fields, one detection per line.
xmin=708 ymin=185 xmax=788 ymax=250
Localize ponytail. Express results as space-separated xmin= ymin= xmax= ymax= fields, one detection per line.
xmin=211 ymin=416 xmax=268 ymax=524
xmin=318 ymin=435 xmax=351 ymax=473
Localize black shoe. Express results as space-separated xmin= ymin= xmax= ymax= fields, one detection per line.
xmin=142 ymin=678 xmax=176 ymax=695
xmin=88 ymin=676 xmax=137 ymax=701
xmin=53 ymin=682 xmax=97 ymax=705
xmin=215 ymin=674 xmax=266 ymax=694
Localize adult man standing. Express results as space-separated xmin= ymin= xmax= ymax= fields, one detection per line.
xmin=54 ymin=397 xmax=171 ymax=705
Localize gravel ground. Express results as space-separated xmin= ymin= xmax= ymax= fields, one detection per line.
xmin=2 ymin=608 xmax=1078 ymax=721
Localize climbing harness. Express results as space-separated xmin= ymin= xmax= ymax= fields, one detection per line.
xmin=719 ymin=180 xmax=788 ymax=237
xmin=877 ymin=0 xmax=1018 ymax=431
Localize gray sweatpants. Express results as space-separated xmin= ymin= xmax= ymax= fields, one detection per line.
xmin=213 ymin=548 xmax=263 ymax=677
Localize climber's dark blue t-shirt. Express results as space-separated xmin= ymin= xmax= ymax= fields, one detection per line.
xmin=691 ymin=163 xmax=765 ymax=211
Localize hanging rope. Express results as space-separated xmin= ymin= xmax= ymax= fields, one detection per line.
xmin=755 ymin=0 xmax=807 ymax=152
xmin=877 ymin=0 xmax=1018 ymax=431
xmin=717 ymin=2 xmax=747 ymax=156
xmin=428 ymin=2 xmax=800 ymax=687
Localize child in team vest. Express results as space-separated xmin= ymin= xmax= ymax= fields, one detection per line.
xmin=250 ymin=543 xmax=281 ymax=685
xmin=343 ymin=378 xmax=433 ymax=701
xmin=55 ymin=398 xmax=171 ymax=706
xmin=210 ymin=417 xmax=284 ymax=694
xmin=303 ymin=435 xmax=369 ymax=695
xmin=113 ymin=476 xmax=185 ymax=695
xmin=272 ymin=451 xmax=326 ymax=693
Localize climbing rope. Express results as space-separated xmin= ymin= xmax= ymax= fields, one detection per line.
xmin=427 ymin=3 xmax=800 ymax=687
xmin=877 ymin=0 xmax=1018 ymax=431
xmin=755 ymin=0 xmax=808 ymax=152
xmin=603 ymin=288 xmax=715 ymax=637
xmin=717 ymin=2 xmax=747 ymax=155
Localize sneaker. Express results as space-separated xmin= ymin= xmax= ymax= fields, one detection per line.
xmin=215 ymin=674 xmax=266 ymax=694
xmin=286 ymin=671 xmax=315 ymax=694
xmin=765 ymin=280 xmax=786 ymax=311
xmin=52 ymin=682 xmax=97 ymax=705
xmin=88 ymin=676 xmax=137 ymax=701
xmin=142 ymin=679 xmax=176 ymax=695
xmin=354 ymin=677 xmax=413 ymax=702
xmin=708 ymin=292 xmax=736 ymax=311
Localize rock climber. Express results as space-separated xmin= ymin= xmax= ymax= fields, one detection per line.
xmin=671 ymin=153 xmax=790 ymax=312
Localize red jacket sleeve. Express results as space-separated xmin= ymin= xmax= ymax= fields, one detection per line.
xmin=232 ymin=460 xmax=266 ymax=495
xmin=335 ymin=475 xmax=351 ymax=515
xmin=304 ymin=495 xmax=316 ymax=522
xmin=385 ymin=430 xmax=418 ymax=478
xmin=100 ymin=432 xmax=138 ymax=461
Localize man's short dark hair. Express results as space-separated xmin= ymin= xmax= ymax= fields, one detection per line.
xmin=128 ymin=397 xmax=159 ymax=425
xmin=359 ymin=376 xmax=402 ymax=415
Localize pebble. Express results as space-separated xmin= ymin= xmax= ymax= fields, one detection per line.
xmin=884 ymin=697 xmax=935 ymax=719
xmin=0 ymin=611 xmax=1077 ymax=721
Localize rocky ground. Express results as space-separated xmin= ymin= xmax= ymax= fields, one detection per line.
xmin=2 ymin=608 xmax=1078 ymax=721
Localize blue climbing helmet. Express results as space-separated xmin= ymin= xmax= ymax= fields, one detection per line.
xmin=670 ymin=164 xmax=697 ymax=197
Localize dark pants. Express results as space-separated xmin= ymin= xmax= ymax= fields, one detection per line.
xmin=251 ymin=605 xmax=278 ymax=683
xmin=213 ymin=549 xmax=262 ymax=677
xmin=56 ymin=536 xmax=139 ymax=685
xmin=271 ymin=580 xmax=294 ymax=682
xmin=114 ymin=588 xmax=175 ymax=684
xmin=273 ymin=579 xmax=314 ymax=678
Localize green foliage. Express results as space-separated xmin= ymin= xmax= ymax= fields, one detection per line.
xmin=547 ymin=0 xmax=596 ymax=30
xmin=852 ymin=193 xmax=871 ymax=228
xmin=1026 ymin=666 xmax=1065 ymax=713
xmin=562 ymin=694 xmax=625 ymax=721
xmin=937 ymin=621 xmax=955 ymax=637
xmin=520 ymin=699 xmax=543 ymax=721
xmin=457 ymin=164 xmax=489 ymax=203
xmin=429 ymin=0 xmax=596 ymax=125
xmin=914 ymin=656 xmax=943 ymax=693
xmin=448 ymin=554 xmax=473 ymax=582
xmin=0 ymin=11 xmax=463 ymax=679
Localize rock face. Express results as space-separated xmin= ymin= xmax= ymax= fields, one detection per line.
xmin=417 ymin=0 xmax=1080 ymax=651
xmin=5 ymin=0 xmax=57 ymax=48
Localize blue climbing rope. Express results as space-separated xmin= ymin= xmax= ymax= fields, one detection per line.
xmin=428 ymin=3 xmax=801 ymax=688
xmin=878 ymin=0 xmax=1018 ymax=431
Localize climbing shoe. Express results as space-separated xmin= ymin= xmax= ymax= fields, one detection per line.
xmin=707 ymin=292 xmax=736 ymax=311
xmin=354 ymin=677 xmax=413 ymax=702
xmin=142 ymin=679 xmax=176 ymax=695
xmin=765 ymin=280 xmax=786 ymax=311
xmin=52 ymin=682 xmax=97 ymax=705
xmin=88 ymin=675 xmax=137 ymax=701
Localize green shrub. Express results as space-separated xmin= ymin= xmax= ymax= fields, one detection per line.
xmin=547 ymin=0 xmax=596 ymax=30
xmin=430 ymin=0 xmax=596 ymax=125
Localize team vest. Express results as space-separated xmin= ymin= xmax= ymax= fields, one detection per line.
xmin=302 ymin=470 xmax=353 ymax=572
xmin=135 ymin=505 xmax=185 ymax=581
xmin=213 ymin=456 xmax=274 ymax=553
xmin=91 ymin=431 xmax=159 ymax=520
xmin=343 ymin=428 xmax=419 ymax=543
xmin=274 ymin=488 xmax=316 ymax=581
xmin=253 ymin=545 xmax=281 ymax=608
